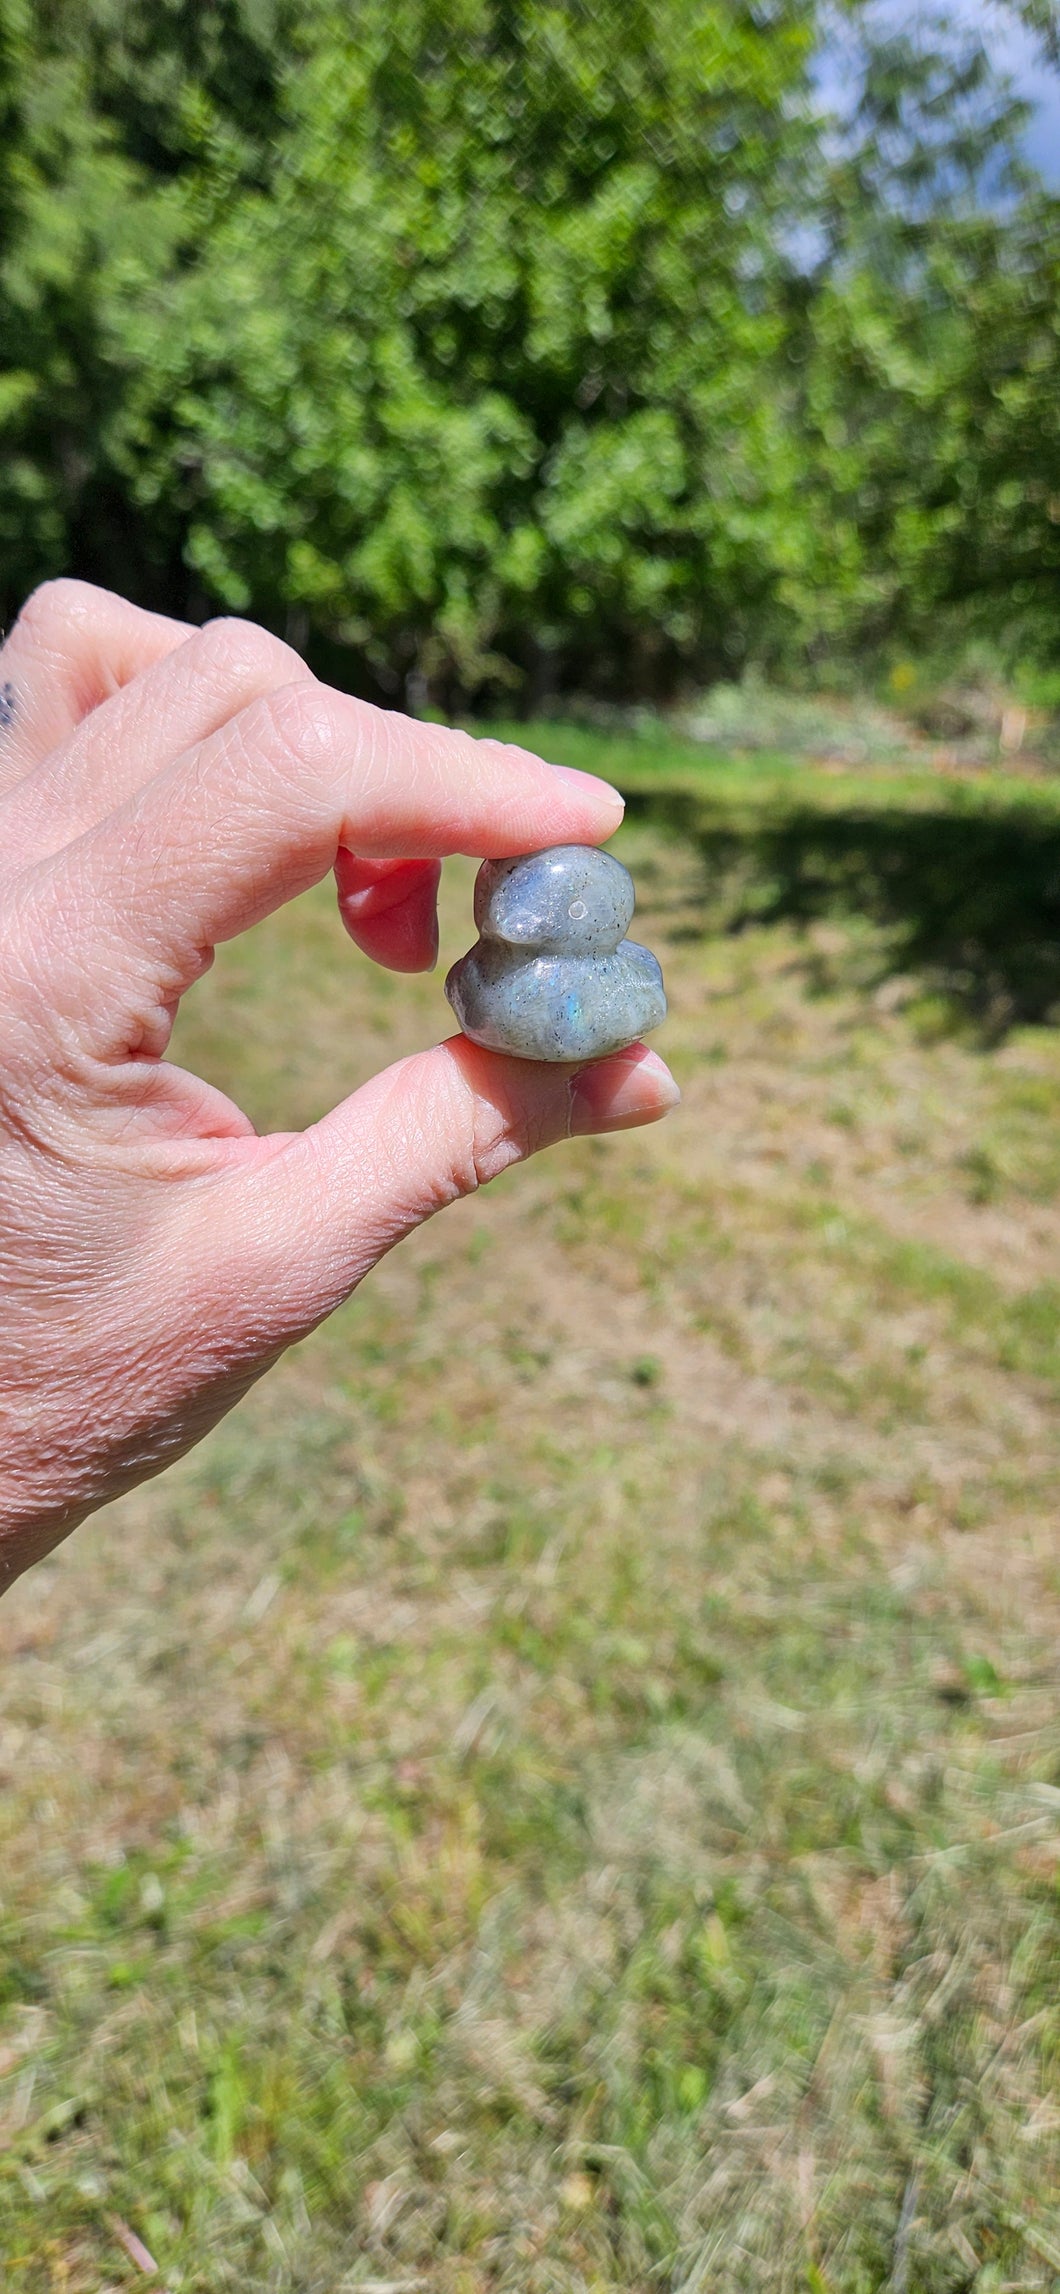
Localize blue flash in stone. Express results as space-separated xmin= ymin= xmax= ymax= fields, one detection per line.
xmin=445 ymin=845 xmax=667 ymax=1062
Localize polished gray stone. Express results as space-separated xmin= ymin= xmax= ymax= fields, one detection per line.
xmin=445 ymin=845 xmax=666 ymax=1061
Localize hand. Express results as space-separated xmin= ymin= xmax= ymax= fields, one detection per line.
xmin=0 ymin=582 xmax=679 ymax=1589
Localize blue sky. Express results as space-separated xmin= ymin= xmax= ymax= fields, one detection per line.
xmin=958 ymin=0 xmax=1060 ymax=178
xmin=818 ymin=2 xmax=1060 ymax=183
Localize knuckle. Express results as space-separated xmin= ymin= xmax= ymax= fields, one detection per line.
xmin=8 ymin=577 xmax=105 ymax=651
xmin=448 ymin=1058 xmax=533 ymax=1198
xmin=202 ymin=684 xmax=330 ymax=847
xmin=371 ymin=1055 xmax=489 ymax=1217
xmin=445 ymin=1092 xmax=486 ymax=1203
xmin=197 ymin=615 xmax=305 ymax=691
xmin=261 ymin=678 xmax=351 ymax=787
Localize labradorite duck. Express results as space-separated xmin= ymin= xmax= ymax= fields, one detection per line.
xmin=445 ymin=845 xmax=666 ymax=1062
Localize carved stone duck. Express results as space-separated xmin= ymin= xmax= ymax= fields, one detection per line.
xmin=445 ymin=844 xmax=666 ymax=1062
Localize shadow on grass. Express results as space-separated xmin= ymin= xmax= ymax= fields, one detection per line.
xmin=629 ymin=789 xmax=1060 ymax=1038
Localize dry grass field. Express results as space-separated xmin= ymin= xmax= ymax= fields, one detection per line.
xmin=2 ymin=734 xmax=1060 ymax=2291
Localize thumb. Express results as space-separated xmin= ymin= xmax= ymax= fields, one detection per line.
xmin=202 ymin=1036 xmax=680 ymax=1348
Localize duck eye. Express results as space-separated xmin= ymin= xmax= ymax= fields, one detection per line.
xmin=568 ymin=900 xmax=588 ymax=921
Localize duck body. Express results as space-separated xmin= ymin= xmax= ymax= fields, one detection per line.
xmin=445 ymin=845 xmax=666 ymax=1063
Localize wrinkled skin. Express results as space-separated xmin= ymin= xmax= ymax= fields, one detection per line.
xmin=0 ymin=583 xmax=679 ymax=1592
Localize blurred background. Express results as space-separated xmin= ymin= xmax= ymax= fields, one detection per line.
xmin=2 ymin=0 xmax=1059 ymax=715
xmin=3 ymin=4 xmax=1060 ymax=2289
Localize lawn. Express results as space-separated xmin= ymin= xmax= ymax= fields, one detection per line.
xmin=2 ymin=725 xmax=1060 ymax=2292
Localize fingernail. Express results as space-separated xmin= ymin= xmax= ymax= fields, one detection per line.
xmin=551 ymin=762 xmax=625 ymax=819
xmin=569 ymin=1045 xmax=681 ymax=1135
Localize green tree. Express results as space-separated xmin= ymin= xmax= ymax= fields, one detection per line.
xmin=784 ymin=17 xmax=1060 ymax=667
xmin=107 ymin=0 xmax=821 ymax=701
xmin=0 ymin=0 xmax=294 ymax=623
xmin=1 ymin=0 xmax=1057 ymax=696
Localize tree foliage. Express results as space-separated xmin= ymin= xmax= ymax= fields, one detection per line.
xmin=0 ymin=0 xmax=1057 ymax=701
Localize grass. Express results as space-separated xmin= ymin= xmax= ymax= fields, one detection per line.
xmin=484 ymin=720 xmax=1060 ymax=1034
xmin=481 ymin=716 xmax=1060 ymax=819
xmin=3 ymin=726 xmax=1060 ymax=2290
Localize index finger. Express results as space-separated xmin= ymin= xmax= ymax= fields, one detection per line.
xmin=33 ymin=685 xmax=625 ymax=1043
